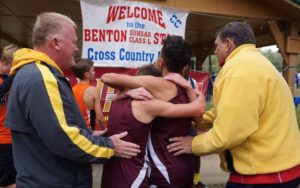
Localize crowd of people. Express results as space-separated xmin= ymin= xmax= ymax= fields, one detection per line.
xmin=0 ymin=11 xmax=299 ymax=188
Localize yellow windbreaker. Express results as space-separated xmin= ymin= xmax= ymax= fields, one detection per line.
xmin=193 ymin=44 xmax=300 ymax=175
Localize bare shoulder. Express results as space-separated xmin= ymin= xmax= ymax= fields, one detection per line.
xmin=83 ymin=86 xmax=99 ymax=109
xmin=84 ymin=86 xmax=99 ymax=96
xmin=131 ymin=100 xmax=159 ymax=123
xmin=148 ymin=77 xmax=178 ymax=101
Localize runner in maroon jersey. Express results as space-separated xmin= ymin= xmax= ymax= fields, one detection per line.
xmin=101 ymin=36 xmax=202 ymax=187
xmin=148 ymin=86 xmax=194 ymax=187
xmin=101 ymin=65 xmax=205 ymax=188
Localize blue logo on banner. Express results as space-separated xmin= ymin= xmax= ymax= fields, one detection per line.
xmin=170 ymin=14 xmax=182 ymax=28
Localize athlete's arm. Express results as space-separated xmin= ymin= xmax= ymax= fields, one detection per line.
xmin=113 ymin=87 xmax=153 ymax=101
xmin=165 ymin=73 xmax=197 ymax=100
xmin=101 ymin=73 xmax=149 ymax=89
xmin=165 ymin=73 xmax=204 ymax=122
xmin=101 ymin=73 xmax=164 ymax=99
xmin=92 ymin=87 xmax=106 ymax=129
xmin=83 ymin=86 xmax=106 ymax=129
xmin=139 ymin=94 xmax=205 ymax=121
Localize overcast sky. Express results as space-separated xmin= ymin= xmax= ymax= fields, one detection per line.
xmin=259 ymin=45 xmax=279 ymax=52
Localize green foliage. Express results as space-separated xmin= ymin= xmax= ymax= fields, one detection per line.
xmin=296 ymin=55 xmax=300 ymax=73
xmin=260 ymin=50 xmax=283 ymax=72
xmin=202 ymin=55 xmax=220 ymax=73
xmin=259 ymin=49 xmax=300 ymax=73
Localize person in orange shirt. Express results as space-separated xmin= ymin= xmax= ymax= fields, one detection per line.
xmin=72 ymin=59 xmax=106 ymax=131
xmin=0 ymin=44 xmax=18 ymax=188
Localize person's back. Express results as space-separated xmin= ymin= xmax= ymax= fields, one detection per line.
xmin=102 ymin=64 xmax=204 ymax=188
xmin=101 ymin=36 xmax=197 ymax=187
xmin=102 ymin=97 xmax=152 ymax=188
xmin=102 ymin=65 xmax=159 ymax=188
xmin=72 ymin=83 xmax=92 ymax=127
xmin=102 ymin=64 xmax=164 ymax=188
xmin=148 ymin=86 xmax=194 ymax=187
xmin=103 ymin=92 xmax=199 ymax=188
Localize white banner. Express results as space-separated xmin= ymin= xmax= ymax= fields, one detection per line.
xmin=80 ymin=0 xmax=189 ymax=67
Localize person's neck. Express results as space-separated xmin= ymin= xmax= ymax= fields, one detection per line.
xmin=78 ymin=79 xmax=90 ymax=84
xmin=162 ymin=68 xmax=170 ymax=77
xmin=34 ymin=46 xmax=61 ymax=68
xmin=34 ymin=46 xmax=51 ymax=58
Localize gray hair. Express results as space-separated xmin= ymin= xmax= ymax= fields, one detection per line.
xmin=32 ymin=12 xmax=77 ymax=46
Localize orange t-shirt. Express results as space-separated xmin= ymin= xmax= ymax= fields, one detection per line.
xmin=0 ymin=77 xmax=12 ymax=144
xmin=72 ymin=83 xmax=91 ymax=128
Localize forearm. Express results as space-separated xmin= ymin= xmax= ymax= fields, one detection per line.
xmin=187 ymin=90 xmax=205 ymax=124
xmin=185 ymin=85 xmax=197 ymax=102
xmin=193 ymin=95 xmax=205 ymax=124
xmin=112 ymin=89 xmax=128 ymax=101
xmin=97 ymin=115 xmax=107 ymax=129
xmin=101 ymin=73 xmax=141 ymax=89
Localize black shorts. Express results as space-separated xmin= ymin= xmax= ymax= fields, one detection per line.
xmin=0 ymin=144 xmax=16 ymax=186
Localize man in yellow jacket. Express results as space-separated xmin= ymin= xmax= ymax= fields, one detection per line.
xmin=167 ymin=22 xmax=300 ymax=187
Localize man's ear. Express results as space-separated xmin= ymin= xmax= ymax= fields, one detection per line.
xmin=49 ymin=36 xmax=60 ymax=50
xmin=225 ymin=38 xmax=235 ymax=53
xmin=83 ymin=71 xmax=89 ymax=79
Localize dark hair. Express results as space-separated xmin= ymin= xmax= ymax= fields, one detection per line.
xmin=161 ymin=36 xmax=192 ymax=73
xmin=136 ymin=64 xmax=162 ymax=77
xmin=72 ymin=59 xmax=93 ymax=79
xmin=217 ymin=22 xmax=256 ymax=47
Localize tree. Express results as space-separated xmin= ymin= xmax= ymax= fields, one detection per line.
xmin=260 ymin=49 xmax=283 ymax=72
xmin=202 ymin=55 xmax=220 ymax=73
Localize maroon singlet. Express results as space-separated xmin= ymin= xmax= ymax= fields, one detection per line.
xmin=102 ymin=98 xmax=151 ymax=188
xmin=147 ymin=86 xmax=194 ymax=188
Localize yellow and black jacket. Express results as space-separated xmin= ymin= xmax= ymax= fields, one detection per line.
xmin=5 ymin=48 xmax=114 ymax=187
